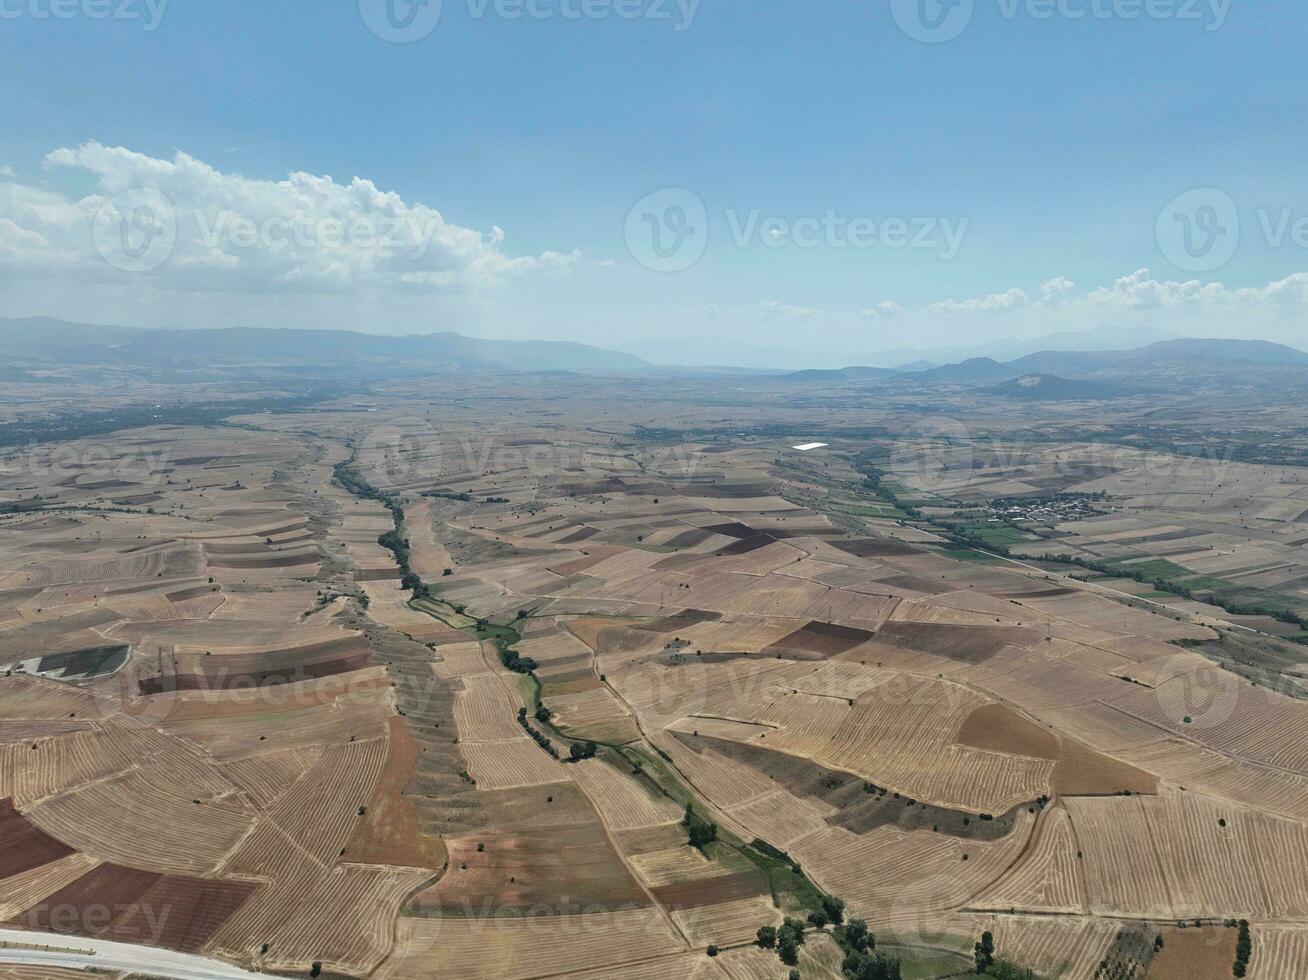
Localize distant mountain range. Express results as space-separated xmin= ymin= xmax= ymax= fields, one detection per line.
xmin=5 ymin=317 xmax=1308 ymax=395
xmin=0 ymin=317 xmax=649 ymax=379
xmin=866 ymin=324 xmax=1180 ymax=368
xmin=783 ymin=338 xmax=1308 ymax=398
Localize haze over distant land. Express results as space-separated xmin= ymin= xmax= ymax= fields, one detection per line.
xmin=5 ymin=317 xmax=1307 ymax=395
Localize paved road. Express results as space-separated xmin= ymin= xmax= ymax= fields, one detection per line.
xmin=0 ymin=927 xmax=281 ymax=980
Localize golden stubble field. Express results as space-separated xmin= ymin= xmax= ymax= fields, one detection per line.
xmin=1 ymin=380 xmax=1308 ymax=978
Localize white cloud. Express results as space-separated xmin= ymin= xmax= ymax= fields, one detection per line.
xmin=923 ymin=287 xmax=1029 ymax=315
xmin=1039 ymin=275 xmax=1075 ymax=304
xmin=0 ymin=142 xmax=579 ymax=296
xmin=760 ymin=299 xmax=826 ymax=319
xmin=0 ymin=165 xmax=15 ymax=179
xmin=860 ymin=301 xmax=907 ymax=318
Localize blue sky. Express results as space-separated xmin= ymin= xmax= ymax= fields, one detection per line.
xmin=0 ymin=0 xmax=1305 ymax=366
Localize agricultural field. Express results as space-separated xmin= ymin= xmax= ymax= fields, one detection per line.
xmin=2 ymin=376 xmax=1308 ymax=978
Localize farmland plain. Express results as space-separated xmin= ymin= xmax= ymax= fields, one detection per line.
xmin=2 ymin=369 xmax=1308 ymax=978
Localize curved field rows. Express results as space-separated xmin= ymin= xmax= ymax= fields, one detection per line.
xmin=25 ymin=768 xmax=254 ymax=875
xmin=0 ymin=853 xmax=100 ymax=920
xmin=460 ymin=740 xmax=570 ymax=790
xmin=648 ymin=732 xmax=771 ymax=809
xmin=209 ymin=863 xmax=430 ymax=976
xmin=1 ymin=730 xmax=134 ymax=809
xmin=724 ymin=789 xmax=832 ymax=848
xmin=1248 ymin=926 xmax=1308 ymax=979
xmin=973 ymin=805 xmax=1085 ymax=913
xmin=959 ymin=913 xmax=1118 ymax=980
xmin=789 ymin=808 xmax=1035 ymax=922
xmin=568 ymin=758 xmax=682 ymax=831
xmin=225 ymin=738 xmax=387 ymax=873
xmin=220 ymin=747 xmax=323 ymax=809
xmin=453 ymin=672 xmax=528 ymax=742
xmin=672 ymin=893 xmax=780 ymax=946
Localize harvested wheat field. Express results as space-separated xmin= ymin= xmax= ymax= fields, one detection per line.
xmin=1 ymin=381 xmax=1308 ymax=980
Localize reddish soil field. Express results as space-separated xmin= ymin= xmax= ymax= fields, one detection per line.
xmin=354 ymin=568 xmax=403 ymax=581
xmin=831 ymin=539 xmax=925 ymax=557
xmin=765 ymin=621 xmax=875 ymax=658
xmin=139 ymin=637 xmax=372 ymax=695
xmin=956 ymin=704 xmax=1157 ymax=796
xmin=0 ymin=799 xmax=75 ymax=878
xmin=124 ymin=876 xmax=259 ymax=951
xmin=1146 ymin=926 xmax=1236 ymax=979
xmin=956 ymin=704 xmax=1060 ymax=760
xmin=872 ymin=622 xmax=1039 ymax=662
xmin=12 ymin=862 xmax=256 ymax=950
xmin=412 ymin=784 xmax=649 ymax=916
xmin=1053 ymin=738 xmax=1158 ymax=796
xmin=344 ymin=716 xmax=448 ymax=872
xmin=649 ymin=870 xmax=767 ymax=910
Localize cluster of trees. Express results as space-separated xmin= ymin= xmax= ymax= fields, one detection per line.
xmin=753 ymin=890 xmax=898 ymax=979
xmin=335 ymin=459 xmax=437 ymax=601
xmin=499 ymin=645 xmax=538 ymax=675
xmin=568 ymin=740 xmax=598 ymax=762
xmin=682 ymin=804 xmax=718 ymax=850
xmin=515 ymin=707 xmax=558 ymax=759
xmin=974 ymin=931 xmax=1039 ymax=979
xmin=750 ymin=837 xmax=803 ymax=875
xmin=1234 ymin=919 xmax=1252 ymax=978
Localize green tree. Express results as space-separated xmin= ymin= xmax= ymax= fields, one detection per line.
xmin=841 ymin=918 xmax=870 ymax=953
xmin=756 ymin=926 xmax=777 ymax=949
xmin=975 ymin=929 xmax=996 ymax=974
xmin=821 ymin=894 xmax=845 ymax=925
xmin=778 ymin=938 xmax=799 ymax=966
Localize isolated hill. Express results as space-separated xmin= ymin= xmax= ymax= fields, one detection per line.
xmin=983 ymin=373 xmax=1140 ymax=401
xmin=908 ymin=357 xmax=1022 ymax=383
xmin=872 ymin=323 xmax=1178 ymax=368
xmin=1011 ymin=338 xmax=1308 ymax=376
xmin=0 ymin=318 xmax=648 ymax=376
xmin=785 ymin=365 xmax=902 ymax=381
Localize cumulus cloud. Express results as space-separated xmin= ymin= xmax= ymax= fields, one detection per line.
xmin=0 ymin=142 xmax=579 ymax=295
xmin=860 ymin=301 xmax=907 ymax=318
xmin=1079 ymin=267 xmax=1308 ymax=313
xmin=760 ymin=299 xmax=826 ymax=319
xmin=923 ymin=287 xmax=1029 ymax=315
xmin=1039 ymin=275 xmax=1076 ymax=304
